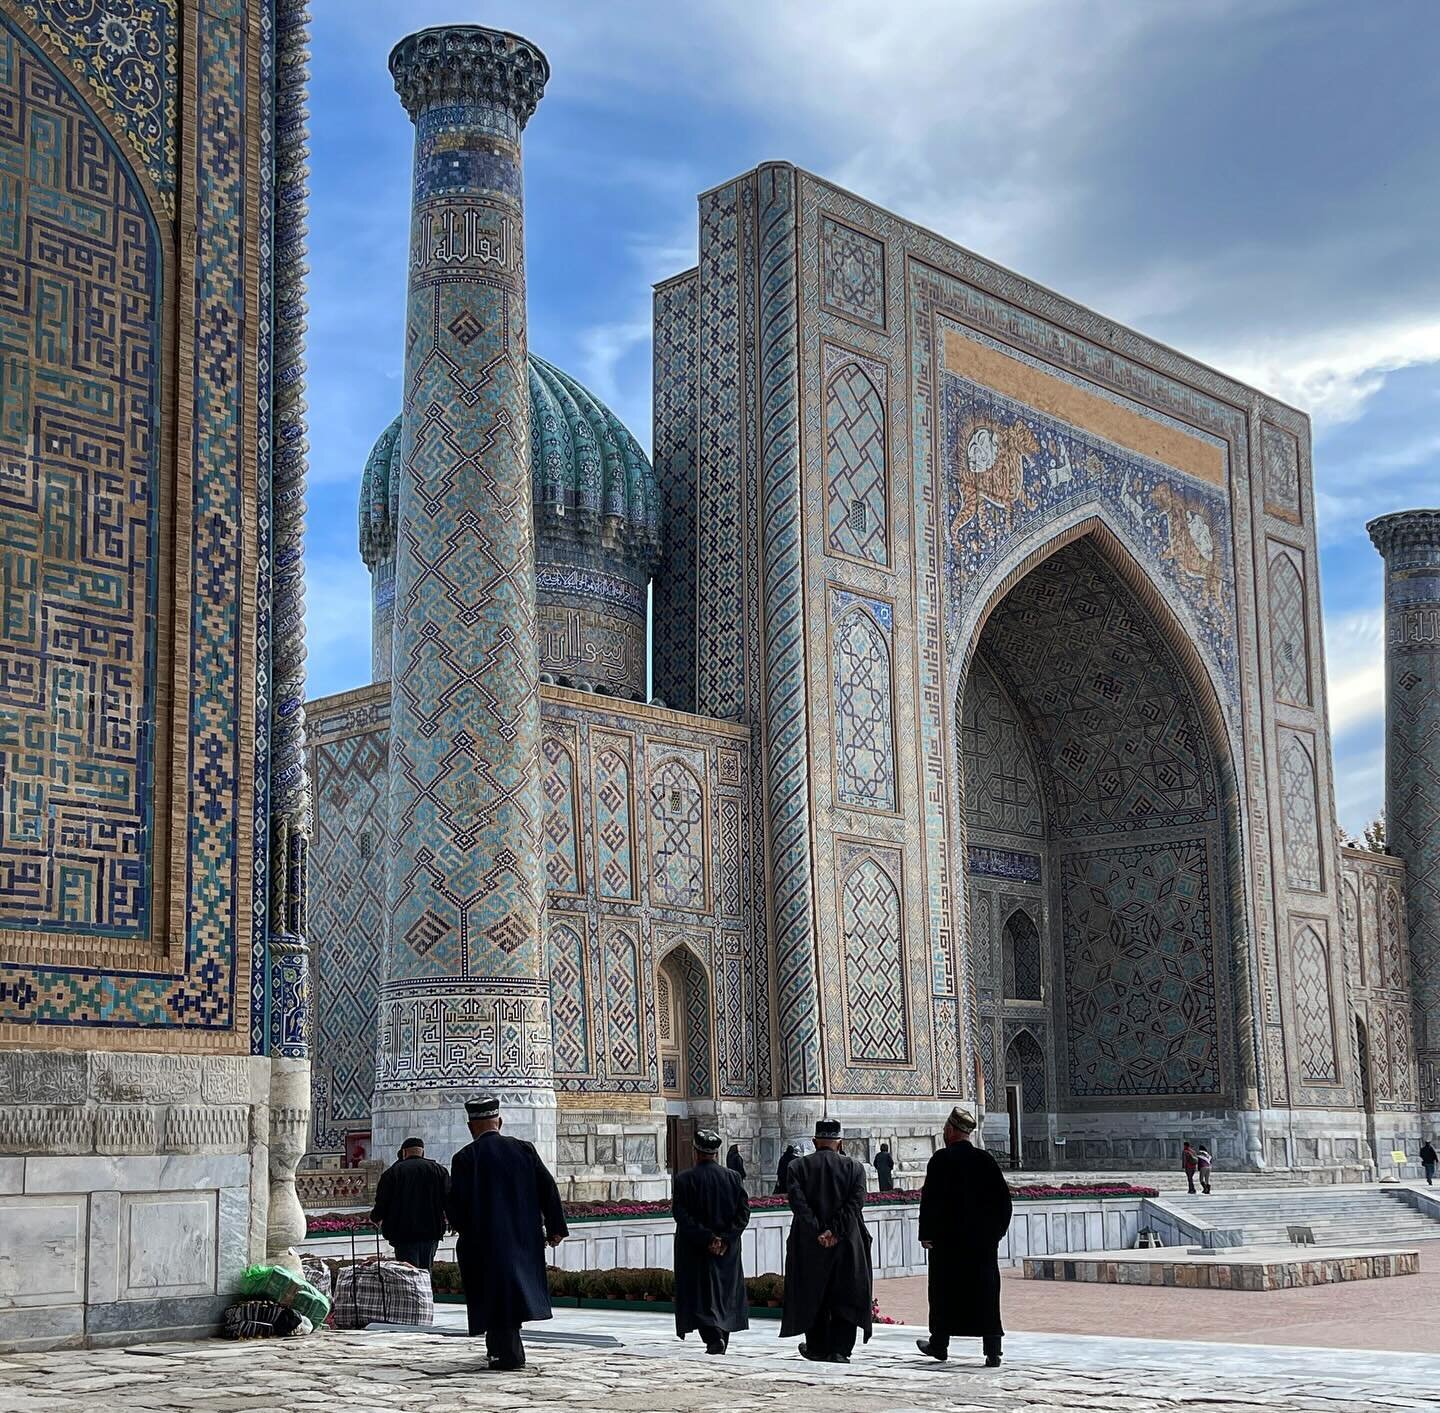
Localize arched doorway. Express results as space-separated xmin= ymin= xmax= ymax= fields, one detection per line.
xmin=1003 ymin=1030 xmax=1048 ymax=1169
xmin=656 ymin=943 xmax=713 ymax=1171
xmin=1353 ymin=1015 xmax=1379 ymax=1171
xmin=959 ymin=533 xmax=1242 ymax=1165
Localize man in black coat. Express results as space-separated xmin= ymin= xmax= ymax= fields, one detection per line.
xmin=873 ymin=1143 xmax=896 ymax=1192
xmin=916 ymin=1107 xmax=1013 ymax=1368
xmin=726 ymin=1144 xmax=746 ymax=1180
xmin=370 ymin=1137 xmax=449 ymax=1270
xmin=673 ymin=1128 xmax=751 ymax=1354
xmin=774 ymin=1143 xmax=797 ymax=1194
xmin=780 ymin=1119 xmax=873 ymax=1363
xmin=446 ymin=1095 xmax=568 ymax=1370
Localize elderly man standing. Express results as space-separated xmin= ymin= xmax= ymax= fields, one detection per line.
xmin=916 ymin=1108 xmax=1013 ymax=1368
xmin=780 ymin=1118 xmax=873 ymax=1363
xmin=369 ymin=1136 xmax=449 ymax=1271
xmin=447 ymin=1095 xmax=568 ymax=1370
xmin=673 ymin=1129 xmax=751 ymax=1354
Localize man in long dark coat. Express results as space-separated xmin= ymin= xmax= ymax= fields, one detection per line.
xmin=673 ymin=1128 xmax=751 ymax=1354
xmin=774 ymin=1143 xmax=797 ymax=1194
xmin=780 ymin=1119 xmax=873 ymax=1363
xmin=446 ymin=1094 xmax=568 ymax=1370
xmin=916 ymin=1107 xmax=1013 ymax=1368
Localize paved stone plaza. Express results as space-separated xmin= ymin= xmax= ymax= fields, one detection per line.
xmin=2 ymin=1311 xmax=1438 ymax=1413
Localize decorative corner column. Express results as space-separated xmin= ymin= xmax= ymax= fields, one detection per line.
xmin=1368 ymin=508 xmax=1440 ymax=1127
xmin=264 ymin=0 xmax=315 ymax=1272
xmin=377 ymin=25 xmax=556 ymax=1165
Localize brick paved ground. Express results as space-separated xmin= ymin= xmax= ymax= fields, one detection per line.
xmin=2 ymin=1309 xmax=1439 ymax=1413
xmin=876 ymin=1237 xmax=1440 ymax=1354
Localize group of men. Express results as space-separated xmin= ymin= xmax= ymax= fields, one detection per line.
xmin=371 ymin=1095 xmax=1015 ymax=1371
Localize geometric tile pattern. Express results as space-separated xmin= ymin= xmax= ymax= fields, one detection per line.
xmin=960 ymin=655 xmax=1044 ymax=837
xmin=1279 ymin=732 xmax=1322 ymax=892
xmin=1268 ymin=547 xmax=1310 ymax=707
xmin=824 ymin=351 xmax=888 ymax=564
xmin=651 ymin=272 xmax=700 ymax=713
xmin=1291 ymin=923 xmax=1337 ymax=1084
xmin=980 ymin=540 xmax=1219 ymax=838
xmin=1060 ymin=840 xmax=1221 ymax=1097
xmin=17 ymin=0 xmax=178 ymax=211
xmin=1262 ymin=421 xmax=1302 ymax=523
xmin=0 ymin=22 xmax=160 ymax=940
xmin=0 ymin=4 xmax=259 ymax=1036
xmin=1369 ymin=510 xmax=1440 ymax=1110
xmin=379 ymin=49 xmax=553 ymax=1094
xmin=1002 ymin=908 xmax=1043 ymax=1002
xmin=838 ymin=842 xmax=907 ymax=1065
xmin=750 ymin=168 xmax=821 ymax=1095
xmin=648 ymin=756 xmax=706 ymax=909
xmin=547 ymin=919 xmax=590 ymax=1076
xmin=819 ymin=214 xmax=885 ymax=330
xmin=831 ymin=590 xmax=896 ymax=812
xmin=677 ymin=946 xmax=713 ymax=1100
xmin=603 ymin=928 xmax=643 ymax=1078
xmin=542 ymin=736 xmax=582 ymax=894
xmin=593 ymin=745 xmax=635 ymax=901
xmin=306 ymin=719 xmax=387 ymax=1153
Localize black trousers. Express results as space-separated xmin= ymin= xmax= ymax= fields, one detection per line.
xmin=929 ymin=1331 xmax=1002 ymax=1358
xmin=697 ymin=1322 xmax=729 ymax=1352
xmin=804 ymin=1309 xmax=857 ymax=1360
xmin=391 ymin=1239 xmax=439 ymax=1271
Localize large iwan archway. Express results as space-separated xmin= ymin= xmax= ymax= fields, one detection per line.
xmin=959 ymin=534 xmax=1243 ymax=1168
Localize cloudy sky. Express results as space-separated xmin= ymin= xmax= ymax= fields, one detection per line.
xmin=304 ymin=0 xmax=1439 ymax=835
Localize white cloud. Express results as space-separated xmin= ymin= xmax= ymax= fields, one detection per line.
xmin=1323 ymin=608 xmax=1385 ymax=739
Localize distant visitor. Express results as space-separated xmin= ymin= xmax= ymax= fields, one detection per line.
xmin=369 ymin=1136 xmax=449 ymax=1271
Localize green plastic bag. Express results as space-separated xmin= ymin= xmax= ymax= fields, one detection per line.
xmin=240 ymin=1263 xmax=331 ymax=1326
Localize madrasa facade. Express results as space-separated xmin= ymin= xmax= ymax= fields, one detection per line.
xmin=294 ymin=24 xmax=1440 ymax=1195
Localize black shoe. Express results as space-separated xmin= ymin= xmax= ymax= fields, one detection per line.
xmin=799 ymin=1343 xmax=826 ymax=1362
xmin=985 ymin=1354 xmax=1002 ymax=1368
xmin=487 ymin=1359 xmax=525 ymax=1371
xmin=916 ymin=1338 xmax=947 ymax=1362
xmin=830 ymin=1353 xmax=851 ymax=1363
xmin=705 ymin=1342 xmax=726 ymax=1355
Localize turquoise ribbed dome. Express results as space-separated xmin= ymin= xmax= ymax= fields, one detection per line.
xmin=358 ymin=354 xmax=660 ymax=574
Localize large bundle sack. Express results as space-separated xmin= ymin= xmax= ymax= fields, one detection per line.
xmin=300 ymin=1254 xmax=333 ymax=1300
xmin=332 ymin=1259 xmax=434 ymax=1328
xmin=222 ymin=1300 xmax=304 ymax=1340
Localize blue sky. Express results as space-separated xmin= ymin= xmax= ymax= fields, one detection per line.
xmin=304 ymin=1 xmax=1440 ymax=836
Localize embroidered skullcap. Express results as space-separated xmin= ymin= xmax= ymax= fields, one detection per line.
xmin=465 ymin=1094 xmax=501 ymax=1120
xmin=694 ymin=1129 xmax=722 ymax=1154
xmin=813 ymin=1118 xmax=842 ymax=1140
xmin=946 ymin=1107 xmax=977 ymax=1133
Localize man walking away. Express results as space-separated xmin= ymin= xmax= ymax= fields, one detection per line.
xmin=780 ymin=1119 xmax=873 ymax=1363
xmin=673 ymin=1129 xmax=751 ymax=1354
xmin=916 ymin=1108 xmax=1012 ymax=1369
xmin=726 ymin=1144 xmax=746 ymax=1180
xmin=1419 ymin=1139 xmax=1436 ymax=1186
xmin=1182 ymin=1140 xmax=1198 ymax=1194
xmin=369 ymin=1137 xmax=449 ymax=1271
xmin=446 ymin=1095 xmax=568 ymax=1370
xmin=774 ymin=1143 xmax=797 ymax=1194
xmin=1196 ymin=1144 xmax=1213 ymax=1194
xmin=874 ymin=1143 xmax=896 ymax=1192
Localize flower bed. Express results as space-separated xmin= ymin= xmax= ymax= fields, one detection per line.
xmin=305 ymin=1180 xmax=1156 ymax=1239
xmin=395 ymin=1262 xmax=896 ymax=1323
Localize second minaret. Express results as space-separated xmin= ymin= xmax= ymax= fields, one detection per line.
xmin=377 ymin=25 xmax=555 ymax=1163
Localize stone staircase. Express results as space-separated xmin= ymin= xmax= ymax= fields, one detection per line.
xmin=1160 ymin=1188 xmax=1440 ymax=1247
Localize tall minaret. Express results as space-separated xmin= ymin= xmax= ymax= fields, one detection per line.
xmin=376 ymin=25 xmax=555 ymax=1164
xmin=1368 ymin=508 xmax=1440 ymax=1129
